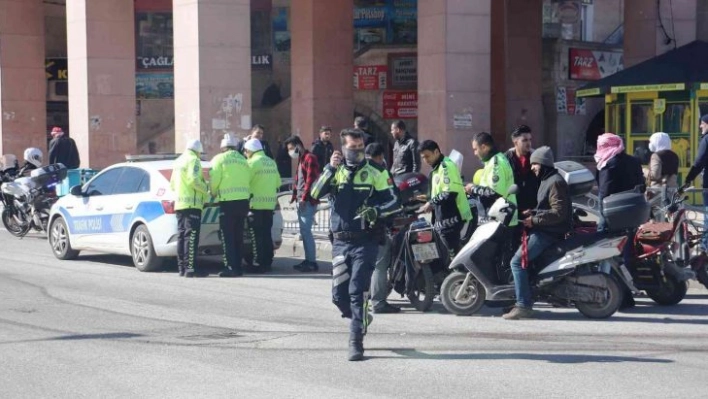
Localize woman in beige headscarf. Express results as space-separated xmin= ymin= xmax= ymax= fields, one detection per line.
xmin=646 ymin=132 xmax=679 ymax=220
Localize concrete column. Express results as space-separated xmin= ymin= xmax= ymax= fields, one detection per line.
xmin=0 ymin=0 xmax=46 ymax=157
xmin=418 ymin=0 xmax=491 ymax=178
xmin=66 ymin=0 xmax=136 ymax=168
xmin=624 ymin=0 xmax=697 ymax=67
xmin=173 ymin=0 xmax=251 ymax=157
xmin=291 ymin=0 xmax=353 ymax=145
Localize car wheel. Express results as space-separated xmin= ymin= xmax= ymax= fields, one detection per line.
xmin=131 ymin=224 xmax=163 ymax=272
xmin=49 ymin=217 xmax=79 ymax=260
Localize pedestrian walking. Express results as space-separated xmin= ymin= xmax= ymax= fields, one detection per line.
xmin=244 ymin=138 xmax=281 ymax=273
xmin=646 ymin=132 xmax=679 ymax=219
xmin=210 ymin=133 xmax=251 ymax=278
xmin=311 ymin=126 xmax=334 ymax=172
xmin=285 ymin=135 xmax=321 ymax=272
xmin=310 ymin=129 xmax=402 ymax=361
xmin=170 ymin=139 xmax=209 ymax=278
xmin=390 ymin=120 xmax=420 ymax=176
xmin=48 ymin=127 xmax=80 ymax=168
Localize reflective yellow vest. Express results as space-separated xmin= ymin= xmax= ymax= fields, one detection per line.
xmin=209 ymin=150 xmax=250 ymax=202
xmin=247 ymin=151 xmax=281 ymax=210
xmin=170 ymin=150 xmax=208 ymax=211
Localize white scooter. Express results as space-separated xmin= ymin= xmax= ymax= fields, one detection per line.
xmin=439 ymin=185 xmax=633 ymax=319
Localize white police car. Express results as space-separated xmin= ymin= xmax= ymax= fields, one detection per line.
xmin=47 ymin=155 xmax=283 ymax=272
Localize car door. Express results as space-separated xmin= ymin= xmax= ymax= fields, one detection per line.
xmin=108 ymin=166 xmax=151 ymax=254
xmin=69 ymin=167 xmax=122 ymax=248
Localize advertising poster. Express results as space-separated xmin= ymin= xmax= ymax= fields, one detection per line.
xmin=556 ymin=86 xmax=586 ymax=115
xmin=136 ymin=73 xmax=174 ymax=99
xmin=353 ymin=0 xmax=417 ymax=47
xmin=569 ymin=48 xmax=624 ymax=80
xmin=383 ymin=90 xmax=417 ymax=119
xmin=272 ymin=8 xmax=290 ymax=52
xmin=388 ymin=52 xmax=417 ymax=89
xmin=354 ymin=65 xmax=388 ymax=90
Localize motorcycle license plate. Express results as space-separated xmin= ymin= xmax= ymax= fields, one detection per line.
xmin=412 ymin=243 xmax=439 ymax=262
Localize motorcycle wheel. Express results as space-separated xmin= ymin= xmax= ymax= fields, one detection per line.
xmin=645 ymin=275 xmax=688 ymax=305
xmin=575 ymin=274 xmax=623 ymax=319
xmin=440 ymin=271 xmax=486 ymax=316
xmin=407 ymin=264 xmax=434 ymax=312
xmin=2 ymin=208 xmax=31 ymax=238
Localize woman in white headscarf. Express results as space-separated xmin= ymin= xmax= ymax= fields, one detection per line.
xmin=647 ymin=132 xmax=679 ymax=189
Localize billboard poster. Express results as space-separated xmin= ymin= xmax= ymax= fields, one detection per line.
xmin=388 ymin=52 xmax=417 ymax=89
xmin=272 ymin=7 xmax=291 ymax=52
xmin=136 ymin=73 xmax=174 ymax=99
xmin=354 ymin=65 xmax=388 ymax=90
xmin=383 ymin=90 xmax=417 ymax=119
xmin=568 ymin=48 xmax=623 ymax=80
xmin=556 ymin=86 xmax=586 ymax=115
xmin=353 ymin=0 xmax=417 ymax=47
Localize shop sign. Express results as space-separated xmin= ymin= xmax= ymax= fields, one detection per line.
xmin=137 ymin=56 xmax=174 ymax=70
xmin=383 ymin=90 xmax=417 ymax=119
xmin=136 ymin=72 xmax=174 ymax=99
xmin=568 ymin=48 xmax=623 ymax=80
xmin=46 ymin=58 xmax=68 ymax=81
xmin=556 ymin=86 xmax=586 ymax=115
xmin=251 ymin=54 xmax=272 ymax=69
xmin=354 ymin=65 xmax=387 ymax=90
xmin=388 ymin=53 xmax=417 ymax=89
xmin=610 ymin=83 xmax=685 ymax=94
xmin=558 ymin=1 xmax=580 ymax=24
xmin=354 ymin=7 xmax=387 ymax=28
xmin=576 ymin=88 xmax=601 ymax=97
xmin=653 ymin=99 xmax=666 ymax=114
xmin=699 ymin=83 xmax=708 ymax=90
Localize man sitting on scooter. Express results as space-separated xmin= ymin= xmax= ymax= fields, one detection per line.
xmin=417 ymin=140 xmax=472 ymax=258
xmin=504 ymin=146 xmax=572 ymax=320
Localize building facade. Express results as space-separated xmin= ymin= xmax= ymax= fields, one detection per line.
xmin=1 ymin=0 xmax=706 ymax=178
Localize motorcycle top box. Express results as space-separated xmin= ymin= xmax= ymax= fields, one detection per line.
xmin=554 ymin=161 xmax=594 ymax=198
xmin=394 ymin=172 xmax=428 ymax=207
xmin=602 ymin=191 xmax=650 ymax=231
xmin=29 ymin=163 xmax=67 ymax=188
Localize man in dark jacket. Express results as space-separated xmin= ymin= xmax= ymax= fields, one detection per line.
xmin=48 ymin=127 xmax=80 ymax=168
xmin=505 ymin=125 xmax=538 ymax=215
xmin=504 ymin=146 xmax=572 ymax=320
xmin=311 ymin=126 xmax=334 ymax=172
xmin=354 ymin=116 xmax=375 ymax=146
xmin=683 ymin=114 xmax=708 ymax=249
xmin=390 ymin=120 xmax=420 ymax=176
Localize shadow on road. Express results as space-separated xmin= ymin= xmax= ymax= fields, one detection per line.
xmin=382 ymin=350 xmax=674 ymax=364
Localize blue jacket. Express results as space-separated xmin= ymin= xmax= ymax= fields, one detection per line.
xmin=686 ymin=133 xmax=708 ymax=187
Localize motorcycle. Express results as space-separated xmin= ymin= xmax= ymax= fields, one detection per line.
xmin=440 ymin=184 xmax=639 ymax=319
xmin=1 ymin=163 xmax=66 ymax=237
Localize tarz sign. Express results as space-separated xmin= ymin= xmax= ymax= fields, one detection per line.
xmin=354 ymin=65 xmax=387 ymax=90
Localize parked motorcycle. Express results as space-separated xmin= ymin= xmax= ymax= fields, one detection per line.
xmin=440 ymin=184 xmax=641 ymax=319
xmin=1 ymin=163 xmax=66 ymax=237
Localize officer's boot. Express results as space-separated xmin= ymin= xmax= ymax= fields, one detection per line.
xmin=348 ymin=333 xmax=364 ymax=361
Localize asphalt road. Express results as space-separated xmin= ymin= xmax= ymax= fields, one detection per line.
xmin=1 ymin=231 xmax=707 ymax=398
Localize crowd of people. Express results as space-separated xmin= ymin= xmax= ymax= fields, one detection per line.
xmin=154 ymin=112 xmax=708 ymax=361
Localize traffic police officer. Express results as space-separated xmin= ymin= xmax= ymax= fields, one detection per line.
xmin=244 ymin=138 xmax=281 ymax=273
xmin=417 ymin=139 xmax=472 ymax=257
xmin=310 ymin=129 xmax=402 ymax=361
xmin=170 ymin=139 xmax=209 ymax=278
xmin=210 ymin=133 xmax=250 ymax=277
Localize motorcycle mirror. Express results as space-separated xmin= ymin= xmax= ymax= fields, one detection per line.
xmin=69 ymin=185 xmax=83 ymax=197
xmin=507 ymin=184 xmax=519 ymax=196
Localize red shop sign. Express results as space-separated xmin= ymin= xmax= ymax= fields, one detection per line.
xmin=568 ymin=48 xmax=624 ymax=81
xmin=354 ymin=65 xmax=388 ymax=90
xmin=382 ymin=90 xmax=417 ymax=119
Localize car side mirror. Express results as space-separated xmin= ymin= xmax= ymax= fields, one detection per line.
xmin=70 ymin=185 xmax=83 ymax=197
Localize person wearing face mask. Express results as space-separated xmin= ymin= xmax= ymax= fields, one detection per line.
xmin=285 ymin=135 xmax=321 ymax=272
xmin=311 ymin=126 xmax=334 ymax=172
xmin=310 ymin=129 xmax=402 ymax=361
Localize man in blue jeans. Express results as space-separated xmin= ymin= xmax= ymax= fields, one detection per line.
xmin=285 ymin=136 xmax=321 ymax=272
xmin=504 ymin=147 xmax=572 ymax=320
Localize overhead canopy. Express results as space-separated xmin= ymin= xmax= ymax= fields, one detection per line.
xmin=577 ymin=40 xmax=708 ymax=97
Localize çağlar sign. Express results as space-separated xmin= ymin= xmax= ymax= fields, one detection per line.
xmin=383 ymin=90 xmax=417 ymax=119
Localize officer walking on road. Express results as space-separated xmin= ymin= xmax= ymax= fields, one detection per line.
xmin=170 ymin=139 xmax=209 ymax=278
xmin=310 ymin=129 xmax=402 ymax=361
xmin=210 ymin=133 xmax=251 ymax=278
xmin=244 ymin=138 xmax=281 ymax=273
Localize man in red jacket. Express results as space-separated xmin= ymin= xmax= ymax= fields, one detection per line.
xmin=285 ymin=135 xmax=321 ymax=272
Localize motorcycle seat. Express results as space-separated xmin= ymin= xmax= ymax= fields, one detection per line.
xmin=636 ymin=221 xmax=674 ymax=243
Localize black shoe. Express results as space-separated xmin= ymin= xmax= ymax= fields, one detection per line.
xmin=184 ymin=270 xmax=208 ymax=278
xmin=178 ymin=269 xmax=185 ymax=277
xmin=348 ymin=335 xmax=364 ymax=361
xmin=373 ymin=301 xmax=400 ymax=314
xmin=219 ymin=268 xmax=242 ymax=278
xmin=293 ymin=261 xmax=308 ymax=271
xmin=296 ymin=261 xmax=319 ymax=273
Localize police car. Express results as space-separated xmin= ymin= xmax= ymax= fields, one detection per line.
xmin=47 ymin=155 xmax=283 ymax=272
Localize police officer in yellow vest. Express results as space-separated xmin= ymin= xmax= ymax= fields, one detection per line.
xmin=244 ymin=138 xmax=281 ymax=273
xmin=210 ymin=133 xmax=251 ymax=277
xmin=170 ymin=139 xmax=209 ymax=278
xmin=417 ymin=140 xmax=472 ymax=257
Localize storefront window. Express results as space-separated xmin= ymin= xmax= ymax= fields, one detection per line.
xmin=662 ymin=103 xmax=691 ymax=134
xmin=135 ymin=13 xmax=173 ymax=70
xmin=630 ymin=103 xmax=654 ymax=135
